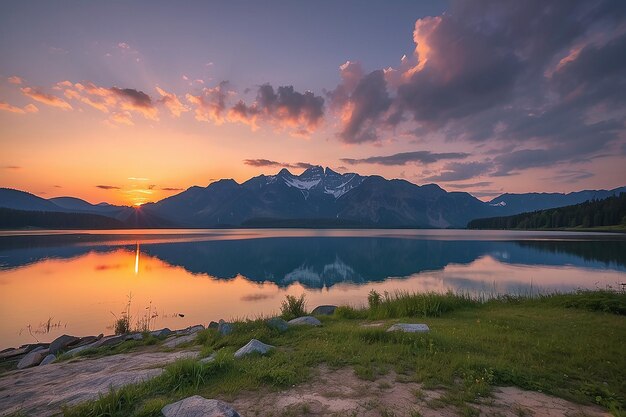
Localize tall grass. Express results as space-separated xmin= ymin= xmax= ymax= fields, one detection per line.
xmin=365 ymin=290 xmax=481 ymax=319
xmin=280 ymin=294 xmax=307 ymax=320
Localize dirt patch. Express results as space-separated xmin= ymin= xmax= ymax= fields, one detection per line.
xmin=231 ymin=366 xmax=610 ymax=417
xmin=0 ymin=349 xmax=198 ymax=417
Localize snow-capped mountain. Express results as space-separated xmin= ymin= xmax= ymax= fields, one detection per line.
xmin=141 ymin=166 xmax=495 ymax=227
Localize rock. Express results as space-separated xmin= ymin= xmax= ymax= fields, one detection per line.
xmin=386 ymin=323 xmax=430 ymax=333
xmin=39 ymin=354 xmax=56 ymax=366
xmin=91 ymin=334 xmax=126 ymax=348
xmin=17 ymin=347 xmax=49 ymax=369
xmin=217 ymin=320 xmax=233 ymax=336
xmin=72 ymin=334 xmax=102 ymax=348
xmin=49 ymin=334 xmax=80 ymax=354
xmin=65 ymin=342 xmax=97 ymax=357
xmin=162 ymin=395 xmax=240 ymax=417
xmin=287 ymin=316 xmax=322 ymax=327
xmin=311 ymin=305 xmax=337 ymax=316
xmin=126 ymin=333 xmax=143 ymax=341
xmin=266 ymin=317 xmax=289 ymax=332
xmin=208 ymin=321 xmax=219 ymax=329
xmin=234 ymin=339 xmax=274 ymax=359
xmin=0 ymin=346 xmax=29 ymax=360
xmin=163 ymin=333 xmax=197 ymax=349
xmin=150 ymin=328 xmax=173 ymax=338
xmin=176 ymin=324 xmax=205 ymax=336
xmin=199 ymin=353 xmax=216 ymax=364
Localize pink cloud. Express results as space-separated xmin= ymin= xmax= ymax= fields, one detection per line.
xmin=21 ymin=87 xmax=72 ymax=110
xmin=156 ymin=86 xmax=188 ymax=117
xmin=0 ymin=101 xmax=38 ymax=114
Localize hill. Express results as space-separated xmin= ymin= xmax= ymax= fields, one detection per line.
xmin=468 ymin=193 xmax=626 ymax=230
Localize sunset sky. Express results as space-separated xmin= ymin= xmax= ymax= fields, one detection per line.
xmin=1 ymin=0 xmax=625 ymax=206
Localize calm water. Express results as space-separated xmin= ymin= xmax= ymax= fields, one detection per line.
xmin=1 ymin=229 xmax=625 ymax=349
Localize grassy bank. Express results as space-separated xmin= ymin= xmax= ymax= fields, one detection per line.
xmin=62 ymin=290 xmax=626 ymax=417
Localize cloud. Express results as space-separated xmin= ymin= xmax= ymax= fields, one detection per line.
xmin=243 ymin=159 xmax=314 ymax=169
xmin=21 ymin=87 xmax=72 ymax=110
xmin=229 ymin=84 xmax=324 ymax=135
xmin=2 ymin=165 xmax=21 ymax=170
xmin=96 ymin=185 xmax=121 ymax=190
xmin=0 ymin=102 xmax=38 ymax=114
xmin=186 ymin=81 xmax=230 ymax=124
xmin=341 ymin=151 xmax=469 ymax=166
xmin=161 ymin=187 xmax=183 ymax=191
xmin=423 ymin=161 xmax=493 ymax=182
xmin=328 ymin=62 xmax=399 ymax=143
xmin=8 ymin=76 xmax=23 ymax=85
xmin=56 ymin=81 xmax=159 ymax=122
xmin=325 ymin=0 xmax=626 ymax=174
xmin=156 ymin=87 xmax=188 ymax=117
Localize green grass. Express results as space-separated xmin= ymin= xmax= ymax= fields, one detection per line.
xmin=62 ymin=290 xmax=626 ymax=417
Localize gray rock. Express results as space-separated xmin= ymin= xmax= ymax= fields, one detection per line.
xmin=311 ymin=305 xmax=337 ymax=316
xmin=126 ymin=333 xmax=144 ymax=341
xmin=39 ymin=354 xmax=56 ymax=366
xmin=17 ymin=347 xmax=49 ymax=369
xmin=176 ymin=324 xmax=205 ymax=336
xmin=208 ymin=321 xmax=219 ymax=329
xmin=72 ymin=334 xmax=102 ymax=348
xmin=64 ymin=342 xmax=97 ymax=357
xmin=287 ymin=316 xmax=322 ymax=327
xmin=49 ymin=334 xmax=80 ymax=354
xmin=163 ymin=333 xmax=197 ymax=349
xmin=91 ymin=334 xmax=126 ymax=348
xmin=234 ymin=339 xmax=274 ymax=359
xmin=386 ymin=323 xmax=430 ymax=333
xmin=0 ymin=346 xmax=28 ymax=360
xmin=199 ymin=353 xmax=216 ymax=364
xmin=162 ymin=395 xmax=240 ymax=417
xmin=266 ymin=317 xmax=289 ymax=332
xmin=150 ymin=328 xmax=173 ymax=338
xmin=217 ymin=320 xmax=233 ymax=336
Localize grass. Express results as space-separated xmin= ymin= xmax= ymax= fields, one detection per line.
xmin=62 ymin=290 xmax=626 ymax=417
xmin=280 ymin=294 xmax=308 ymax=320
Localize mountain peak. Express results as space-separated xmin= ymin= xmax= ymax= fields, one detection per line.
xmin=324 ymin=167 xmax=340 ymax=177
xmin=277 ymin=168 xmax=293 ymax=177
xmin=300 ymin=165 xmax=323 ymax=177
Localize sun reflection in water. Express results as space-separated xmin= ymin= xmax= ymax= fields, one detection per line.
xmin=134 ymin=243 xmax=140 ymax=275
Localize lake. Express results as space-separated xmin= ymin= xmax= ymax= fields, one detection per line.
xmin=0 ymin=229 xmax=625 ymax=350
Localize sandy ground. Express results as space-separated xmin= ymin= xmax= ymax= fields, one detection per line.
xmin=0 ymin=349 xmax=198 ymax=417
xmin=0 ymin=351 xmax=611 ymax=417
xmin=232 ymin=366 xmax=611 ymax=417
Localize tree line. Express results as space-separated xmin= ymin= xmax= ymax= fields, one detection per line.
xmin=0 ymin=207 xmax=126 ymax=229
xmin=467 ymin=193 xmax=626 ymax=229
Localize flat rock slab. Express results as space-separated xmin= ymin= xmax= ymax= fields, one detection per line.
xmin=234 ymin=339 xmax=274 ymax=359
xmin=162 ymin=395 xmax=240 ymax=417
xmin=163 ymin=333 xmax=197 ymax=349
xmin=287 ymin=316 xmax=322 ymax=327
xmin=386 ymin=323 xmax=430 ymax=333
xmin=49 ymin=335 xmax=80 ymax=355
xmin=0 ymin=350 xmax=197 ymax=417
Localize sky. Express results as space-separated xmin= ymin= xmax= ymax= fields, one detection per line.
xmin=1 ymin=0 xmax=625 ymax=206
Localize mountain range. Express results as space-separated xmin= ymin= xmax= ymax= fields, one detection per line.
xmin=1 ymin=166 xmax=625 ymax=228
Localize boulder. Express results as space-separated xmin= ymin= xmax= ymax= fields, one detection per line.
xmin=386 ymin=323 xmax=430 ymax=333
xmin=217 ymin=320 xmax=233 ymax=336
xmin=176 ymin=325 xmax=205 ymax=336
xmin=150 ymin=328 xmax=173 ymax=338
xmin=49 ymin=335 xmax=80 ymax=354
xmin=0 ymin=346 xmax=29 ymax=360
xmin=163 ymin=333 xmax=197 ymax=349
xmin=287 ymin=316 xmax=322 ymax=327
xmin=126 ymin=333 xmax=144 ymax=341
xmin=234 ymin=339 xmax=274 ymax=359
xmin=39 ymin=354 xmax=56 ymax=366
xmin=208 ymin=321 xmax=219 ymax=329
xmin=266 ymin=317 xmax=289 ymax=332
xmin=64 ymin=343 xmax=96 ymax=357
xmin=311 ymin=305 xmax=337 ymax=316
xmin=162 ymin=395 xmax=240 ymax=417
xmin=72 ymin=334 xmax=103 ymax=348
xmin=91 ymin=334 xmax=126 ymax=348
xmin=17 ymin=347 xmax=49 ymax=369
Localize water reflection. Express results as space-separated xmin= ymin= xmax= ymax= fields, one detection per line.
xmin=0 ymin=230 xmax=624 ymax=349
